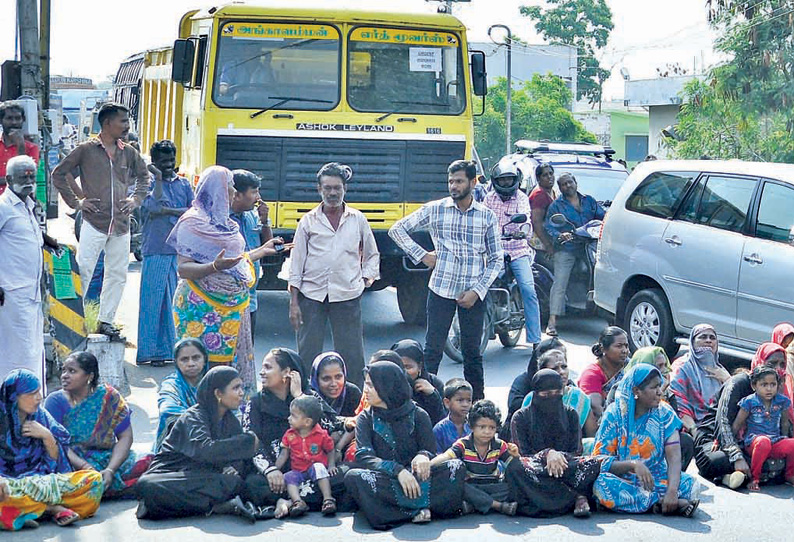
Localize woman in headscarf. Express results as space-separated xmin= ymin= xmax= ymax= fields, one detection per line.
xmin=592 ymin=364 xmax=699 ymax=516
xmin=693 ymin=342 xmax=788 ymax=489
xmin=168 ymin=165 xmax=284 ymax=397
xmin=44 ymin=352 xmax=152 ymax=497
xmin=508 ymin=369 xmax=602 ymax=518
xmin=772 ymin=323 xmax=794 ymax=420
xmin=242 ymin=348 xmax=346 ymax=518
xmin=135 ymin=366 xmax=262 ymax=521
xmin=0 ymin=369 xmax=102 ymax=530
xmin=670 ymin=324 xmax=731 ymax=434
xmin=504 ymin=337 xmax=566 ymax=440
xmin=625 ymin=347 xmax=694 ymax=470
xmin=153 ymin=338 xmax=209 ymax=452
xmin=344 ymin=361 xmax=465 ymax=530
xmin=392 ymin=339 xmax=446 ymax=425
xmin=310 ymin=351 xmax=362 ymax=417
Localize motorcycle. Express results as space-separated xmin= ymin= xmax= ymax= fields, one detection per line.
xmin=444 ymin=213 xmax=538 ymax=362
xmin=72 ymin=208 xmax=143 ymax=261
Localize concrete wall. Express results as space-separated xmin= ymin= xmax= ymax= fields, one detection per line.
xmin=648 ymin=104 xmax=680 ymax=159
xmin=574 ymin=110 xmax=649 ymax=167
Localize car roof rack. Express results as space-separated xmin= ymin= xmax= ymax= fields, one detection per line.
xmin=515 ymin=140 xmax=616 ymax=158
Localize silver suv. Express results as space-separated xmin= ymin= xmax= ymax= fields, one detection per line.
xmin=595 ymin=160 xmax=794 ymax=359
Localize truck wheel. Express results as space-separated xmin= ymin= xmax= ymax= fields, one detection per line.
xmin=397 ymin=280 xmax=428 ymax=326
xmin=623 ymin=288 xmax=679 ymax=358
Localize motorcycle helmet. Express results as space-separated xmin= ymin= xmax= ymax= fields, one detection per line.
xmin=490 ymin=158 xmax=521 ymax=199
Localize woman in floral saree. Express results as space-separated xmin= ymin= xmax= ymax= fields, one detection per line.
xmin=167 ymin=165 xmax=282 ymax=397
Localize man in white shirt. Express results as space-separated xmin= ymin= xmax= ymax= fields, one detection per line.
xmin=0 ymin=156 xmax=50 ymax=382
xmin=288 ymin=162 xmax=379 ymax=387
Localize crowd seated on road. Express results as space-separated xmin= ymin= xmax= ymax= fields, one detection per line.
xmin=3 ymin=322 xmax=794 ymax=531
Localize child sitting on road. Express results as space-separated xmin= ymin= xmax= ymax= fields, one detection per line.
xmin=276 ymin=395 xmax=337 ymax=516
xmin=433 ymin=379 xmax=473 ymax=454
xmin=430 ymin=400 xmax=519 ymax=515
xmin=732 ymin=366 xmax=794 ymax=490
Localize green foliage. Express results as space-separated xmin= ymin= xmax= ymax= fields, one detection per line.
xmin=521 ymin=0 xmax=614 ymax=105
xmin=672 ymin=1 xmax=794 ymax=162
xmin=474 ymin=75 xmax=597 ymax=166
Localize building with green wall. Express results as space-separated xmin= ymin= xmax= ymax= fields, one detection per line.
xmin=575 ymin=109 xmax=650 ymax=169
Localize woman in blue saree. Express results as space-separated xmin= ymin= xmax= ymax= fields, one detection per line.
xmin=592 ymin=364 xmax=700 ymax=516
xmin=154 ymin=339 xmax=209 ymax=452
xmin=44 ymin=352 xmax=152 ymax=497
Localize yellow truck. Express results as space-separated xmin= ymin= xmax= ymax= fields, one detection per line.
xmin=114 ymin=4 xmax=487 ymax=324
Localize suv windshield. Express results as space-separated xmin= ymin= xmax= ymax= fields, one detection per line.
xmin=347 ymin=27 xmax=465 ymax=115
xmin=213 ymin=22 xmax=340 ymax=110
xmin=556 ymin=167 xmax=628 ymax=205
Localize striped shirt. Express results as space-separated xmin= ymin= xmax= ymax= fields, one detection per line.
xmin=443 ymin=434 xmax=510 ymax=483
xmin=389 ymin=197 xmax=503 ymax=300
xmin=483 ymin=189 xmax=533 ymax=260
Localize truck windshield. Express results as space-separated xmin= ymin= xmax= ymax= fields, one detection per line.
xmin=347 ymin=26 xmax=465 ymax=115
xmin=212 ymin=22 xmax=341 ymax=110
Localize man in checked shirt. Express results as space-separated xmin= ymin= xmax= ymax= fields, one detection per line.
xmin=389 ymin=160 xmax=503 ymax=401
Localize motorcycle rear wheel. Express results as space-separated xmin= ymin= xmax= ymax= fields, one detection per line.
xmin=497 ymin=287 xmax=523 ymax=347
xmin=444 ymin=309 xmax=491 ymax=363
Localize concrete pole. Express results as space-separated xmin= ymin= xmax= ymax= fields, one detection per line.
xmin=40 ymin=0 xmax=51 ymax=109
xmin=17 ymin=0 xmax=41 ymax=100
xmin=489 ymin=24 xmax=513 ymax=154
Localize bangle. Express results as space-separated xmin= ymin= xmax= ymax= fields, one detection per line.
xmin=211 ymin=261 xmax=219 ymax=272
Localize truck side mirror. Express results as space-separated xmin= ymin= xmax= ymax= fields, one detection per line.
xmin=172 ymin=39 xmax=196 ymax=86
xmin=470 ymin=51 xmax=487 ymax=97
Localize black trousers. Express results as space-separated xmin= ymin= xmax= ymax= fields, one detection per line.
xmin=296 ymin=293 xmax=365 ymax=388
xmin=423 ymin=290 xmax=486 ymax=401
xmin=464 ymin=481 xmax=510 ymax=514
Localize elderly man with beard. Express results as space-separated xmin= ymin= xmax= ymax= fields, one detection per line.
xmin=389 ymin=160 xmax=503 ymax=401
xmin=288 ymin=162 xmax=379 ymax=386
xmin=0 ymin=155 xmax=60 ymax=382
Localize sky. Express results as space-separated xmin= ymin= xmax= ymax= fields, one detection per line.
xmin=1 ymin=0 xmax=718 ymax=101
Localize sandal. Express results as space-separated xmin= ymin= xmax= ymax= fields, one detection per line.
xmin=545 ymin=325 xmax=558 ymax=337
xmin=747 ymin=480 xmax=761 ymax=491
xmin=289 ymin=500 xmax=309 ymax=518
xmin=411 ymin=508 xmax=432 ymax=523
xmin=321 ymin=498 xmax=337 ymax=516
xmin=573 ymin=496 xmax=591 ymax=518
xmin=53 ymin=508 xmax=80 ymax=527
xmin=497 ymin=501 xmax=518 ymax=516
xmin=678 ymin=499 xmax=700 ymax=518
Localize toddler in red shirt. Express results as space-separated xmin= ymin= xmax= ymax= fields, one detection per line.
xmin=276 ymin=395 xmax=336 ymax=517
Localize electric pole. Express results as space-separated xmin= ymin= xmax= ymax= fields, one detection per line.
xmin=489 ymin=24 xmax=513 ymax=155
xmin=17 ymin=0 xmax=42 ymax=102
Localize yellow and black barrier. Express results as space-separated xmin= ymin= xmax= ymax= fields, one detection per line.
xmin=43 ymin=246 xmax=87 ymax=359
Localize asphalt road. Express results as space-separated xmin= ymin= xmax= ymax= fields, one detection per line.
xmin=20 ymin=216 xmax=793 ymax=541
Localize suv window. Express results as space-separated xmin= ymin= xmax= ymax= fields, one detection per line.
xmin=754 ymin=181 xmax=794 ymax=245
xmin=689 ymin=175 xmax=756 ymax=233
xmin=625 ymin=171 xmax=698 ymax=218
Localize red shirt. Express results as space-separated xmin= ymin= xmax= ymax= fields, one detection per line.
xmin=529 ymin=186 xmax=555 ymax=211
xmin=578 ymin=363 xmax=608 ymax=399
xmin=0 ymin=139 xmax=40 ymax=179
xmin=281 ymin=424 xmax=334 ymax=472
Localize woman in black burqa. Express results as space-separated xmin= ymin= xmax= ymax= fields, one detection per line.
xmin=135 ymin=366 xmax=263 ymax=521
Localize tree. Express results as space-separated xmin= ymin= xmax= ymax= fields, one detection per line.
xmin=671 ymin=1 xmax=794 ymax=162
xmin=521 ymin=0 xmax=614 ymax=106
xmin=474 ymin=74 xmax=597 ymax=166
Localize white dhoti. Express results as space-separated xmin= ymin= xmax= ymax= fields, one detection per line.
xmin=0 ymin=289 xmax=45 ymax=384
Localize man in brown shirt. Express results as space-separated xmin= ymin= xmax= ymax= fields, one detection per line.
xmin=52 ymin=103 xmax=149 ymax=339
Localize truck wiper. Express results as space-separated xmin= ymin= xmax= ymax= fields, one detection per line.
xmin=375 ymin=101 xmax=450 ymax=122
xmin=251 ymin=96 xmax=334 ymax=118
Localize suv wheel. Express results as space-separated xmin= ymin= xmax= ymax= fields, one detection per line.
xmin=623 ymin=288 xmax=679 ymax=358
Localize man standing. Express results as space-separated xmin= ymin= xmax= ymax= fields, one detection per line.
xmin=0 ymin=102 xmax=40 ymax=195
xmin=544 ymin=173 xmax=605 ymax=336
xmin=52 ymin=103 xmax=148 ymax=340
xmin=483 ymin=160 xmax=542 ymax=349
xmin=0 ymin=156 xmax=58 ymax=382
xmin=288 ymin=162 xmax=379 ymax=387
xmin=389 ymin=160 xmax=503 ymax=401
xmin=136 ymin=140 xmax=194 ymax=365
xmin=230 ymin=169 xmax=273 ymax=344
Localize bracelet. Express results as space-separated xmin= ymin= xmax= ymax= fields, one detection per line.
xmin=211 ymin=261 xmax=219 ymax=272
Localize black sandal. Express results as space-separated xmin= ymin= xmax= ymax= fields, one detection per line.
xmin=678 ymin=499 xmax=699 ymax=518
xmin=289 ymin=500 xmax=309 ymax=518
xmin=321 ymin=498 xmax=336 ymax=516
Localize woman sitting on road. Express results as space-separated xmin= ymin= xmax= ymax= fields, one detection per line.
xmin=153 ymin=338 xmax=209 ymax=453
xmin=310 ymin=351 xmax=362 ymax=418
xmin=592 ymin=364 xmax=700 ymax=516
xmin=578 ymin=326 xmax=629 ymax=420
xmin=136 ymin=366 xmax=264 ymax=521
xmin=509 ymin=369 xmax=602 ymax=518
xmin=504 ymin=337 xmax=566 ymax=440
xmin=694 ymin=343 xmax=789 ymax=489
xmin=0 ymin=369 xmax=102 ymax=530
xmin=243 ymin=348 xmax=347 ymax=518
xmin=670 ymin=324 xmax=731 ymax=435
xmin=392 ymin=339 xmax=447 ymax=425
xmin=771 ymin=322 xmax=794 ymax=419
xmin=44 ymin=352 xmax=152 ymax=498
xmin=344 ymin=361 xmax=465 ymax=530
xmin=167 ymin=165 xmax=283 ymax=398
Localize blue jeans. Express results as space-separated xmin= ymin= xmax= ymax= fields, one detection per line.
xmin=510 ymin=256 xmax=542 ymax=344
